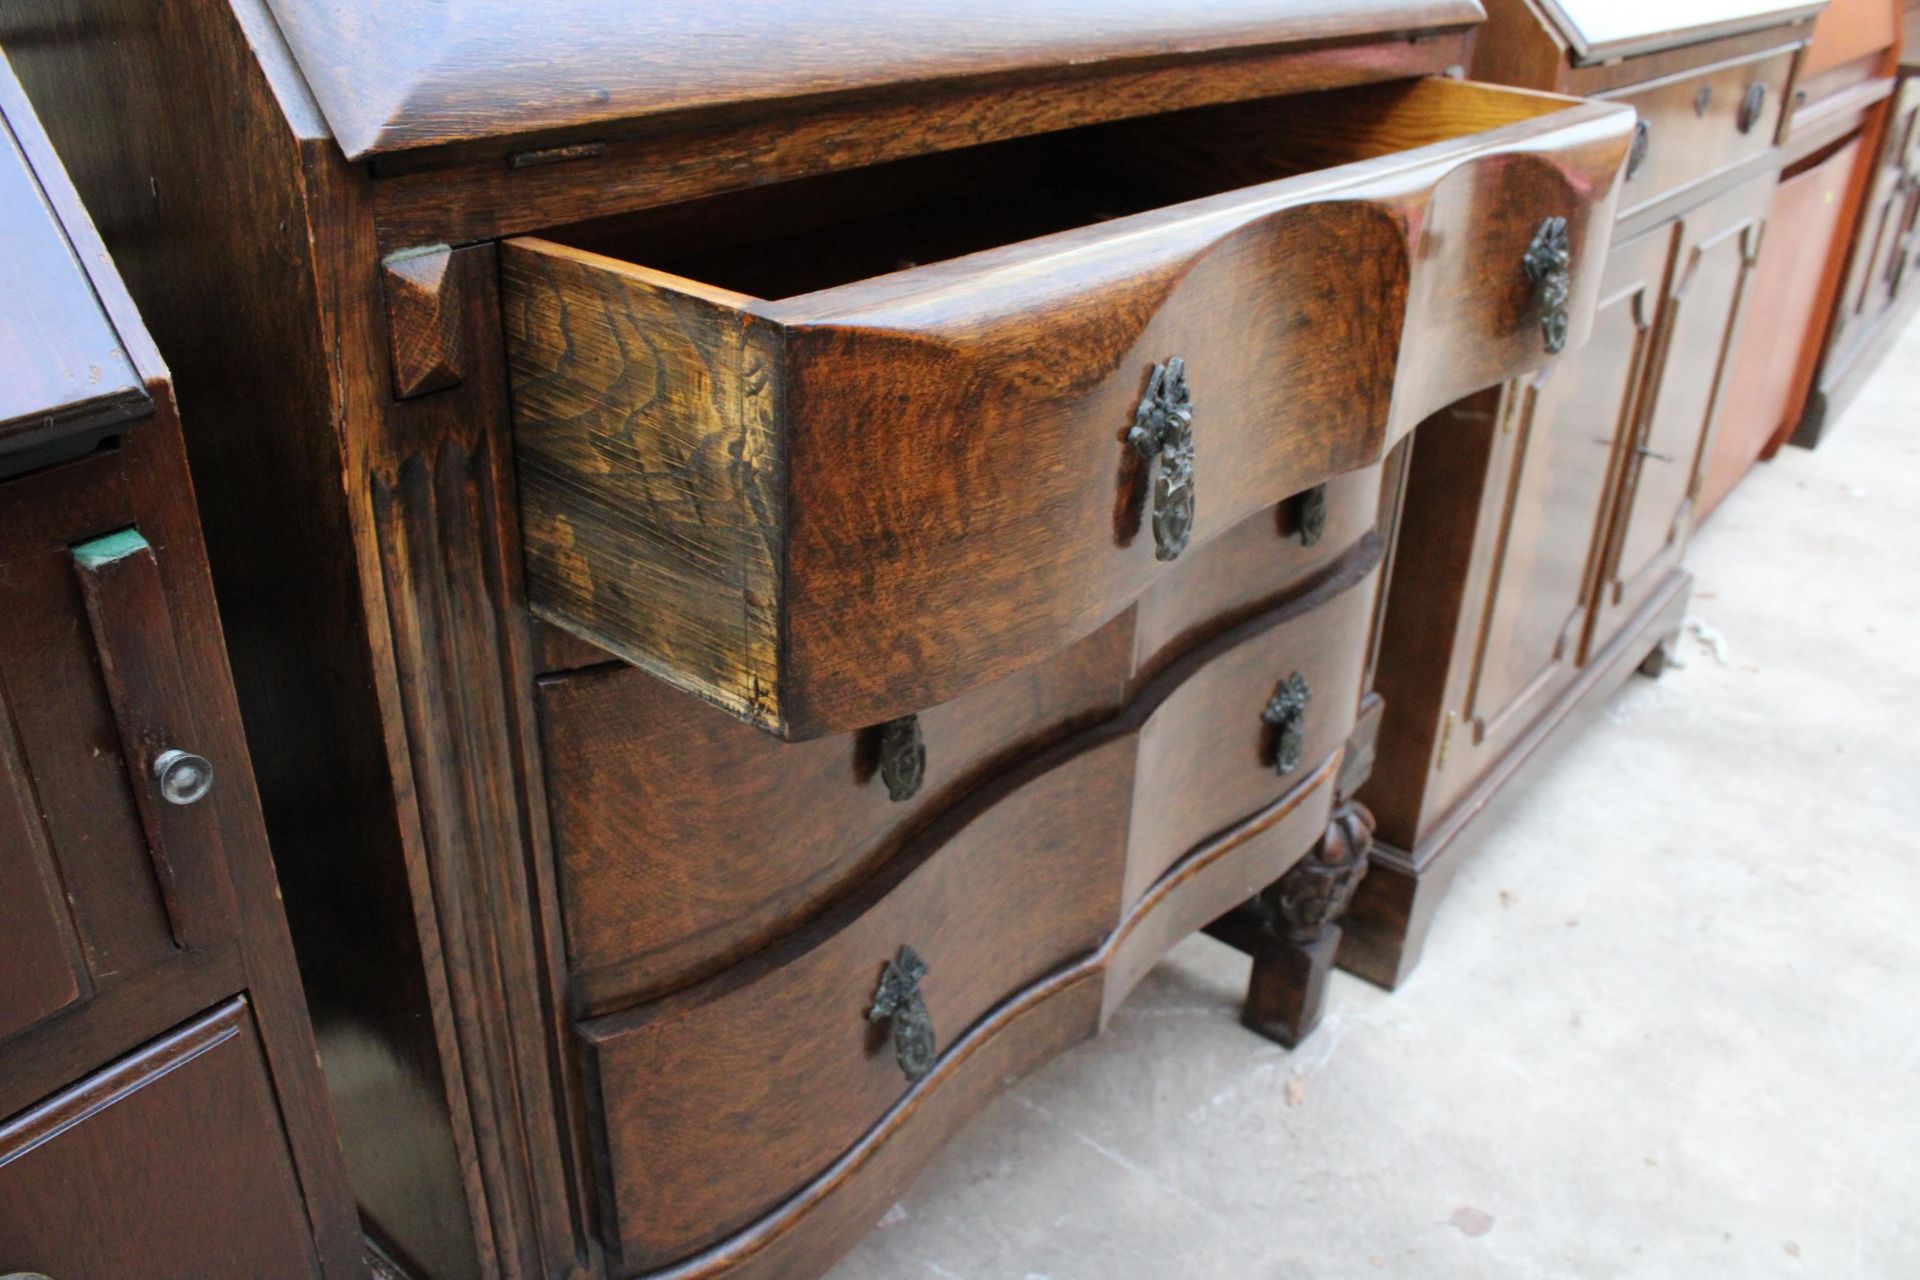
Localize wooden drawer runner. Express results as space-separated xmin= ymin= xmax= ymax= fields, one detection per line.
xmin=0 ymin=998 xmax=319 ymax=1279
xmin=576 ymin=544 xmax=1376 ymax=1272
xmin=540 ymin=475 xmax=1379 ymax=1011
xmin=505 ymin=76 xmax=1632 ymax=739
xmin=1607 ymin=50 xmax=1796 ymax=220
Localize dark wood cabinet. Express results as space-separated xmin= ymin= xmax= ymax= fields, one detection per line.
xmin=5 ymin=3 xmax=1641 ymax=1278
xmin=1348 ymin=2 xmax=1814 ymax=989
xmin=0 ymin=45 xmax=361 ymax=1280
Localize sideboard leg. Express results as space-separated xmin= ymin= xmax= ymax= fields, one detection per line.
xmin=1637 ymin=632 xmax=1680 ymax=679
xmin=1237 ymin=802 xmax=1375 ymax=1049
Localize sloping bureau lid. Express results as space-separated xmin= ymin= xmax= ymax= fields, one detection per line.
xmin=263 ymin=0 xmax=1487 ymax=160
xmin=1536 ymin=0 xmax=1827 ymax=63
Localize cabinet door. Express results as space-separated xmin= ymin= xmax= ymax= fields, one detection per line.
xmin=0 ymin=453 xmax=240 ymax=1062
xmin=1594 ymin=176 xmax=1772 ymax=649
xmin=1828 ymin=79 xmax=1920 ymax=363
xmin=0 ymin=998 xmax=320 ymax=1280
xmin=1419 ymin=228 xmax=1672 ymax=827
xmin=1704 ymin=136 xmax=1866 ymax=517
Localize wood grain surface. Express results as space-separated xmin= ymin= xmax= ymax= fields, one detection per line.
xmin=575 ymin=543 xmax=1376 ymax=1272
xmin=506 ymin=77 xmax=1631 ymax=738
xmin=263 ymin=0 xmax=1485 ymax=160
xmin=539 ymin=481 xmax=1378 ymax=1013
xmin=0 ymin=999 xmax=322 ymax=1279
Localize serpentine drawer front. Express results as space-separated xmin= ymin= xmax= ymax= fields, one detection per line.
xmin=503 ymin=76 xmax=1634 ymax=739
xmin=575 ymin=546 xmax=1376 ymax=1274
xmin=538 ymin=477 xmax=1380 ymax=1013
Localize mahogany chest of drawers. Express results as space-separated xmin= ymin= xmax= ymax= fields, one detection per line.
xmin=0 ymin=46 xmax=359 ymax=1280
xmin=5 ymin=3 xmax=1635 ymax=1278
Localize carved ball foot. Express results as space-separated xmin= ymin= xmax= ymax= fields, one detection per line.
xmin=1234 ymin=802 xmax=1375 ymax=1049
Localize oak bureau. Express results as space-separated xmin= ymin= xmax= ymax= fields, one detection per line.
xmin=0 ymin=45 xmax=360 ymax=1280
xmin=5 ymin=3 xmax=1633 ymax=1278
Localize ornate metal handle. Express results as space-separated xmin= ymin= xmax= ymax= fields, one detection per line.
xmin=1737 ymin=83 xmax=1767 ymax=135
xmin=1627 ymin=120 xmax=1651 ymax=180
xmin=1127 ymin=357 xmax=1195 ymax=561
xmin=1293 ymin=484 xmax=1329 ymax=547
xmin=152 ymin=748 xmax=214 ymax=806
xmin=1262 ymin=672 xmax=1311 ymax=776
xmin=877 ymin=714 xmax=925 ymax=802
xmin=1524 ymin=217 xmax=1572 ymax=355
xmin=868 ymin=946 xmax=936 ymax=1081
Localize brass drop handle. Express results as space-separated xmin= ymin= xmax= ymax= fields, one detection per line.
xmin=1627 ymin=120 xmax=1651 ymax=180
xmin=1524 ymin=217 xmax=1572 ymax=355
xmin=152 ymin=748 xmax=214 ymax=806
xmin=868 ymin=946 xmax=936 ymax=1081
xmin=1127 ymin=357 xmax=1195 ymax=561
xmin=1263 ymin=672 xmax=1311 ymax=777
xmin=1737 ymin=83 xmax=1768 ymax=135
xmin=876 ymin=714 xmax=925 ymax=802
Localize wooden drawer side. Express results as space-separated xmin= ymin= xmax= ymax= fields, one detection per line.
xmin=505 ymin=247 xmax=788 ymax=729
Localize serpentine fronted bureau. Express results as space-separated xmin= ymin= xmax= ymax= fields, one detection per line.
xmin=4 ymin=4 xmax=1633 ymax=1277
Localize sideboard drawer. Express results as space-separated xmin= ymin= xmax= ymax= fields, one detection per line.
xmin=1610 ymin=50 xmax=1796 ymax=219
xmin=540 ymin=480 xmax=1378 ymax=1011
xmin=505 ymin=76 xmax=1632 ymax=740
xmin=574 ymin=542 xmax=1378 ymax=1272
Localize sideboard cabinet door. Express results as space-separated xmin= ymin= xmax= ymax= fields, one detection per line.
xmin=1594 ymin=174 xmax=1773 ymax=651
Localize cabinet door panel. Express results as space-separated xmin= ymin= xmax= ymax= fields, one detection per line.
xmin=0 ymin=998 xmax=319 ymax=1280
xmin=1466 ymin=229 xmax=1670 ymax=740
xmin=0 ymin=714 xmax=88 ymax=1042
xmin=1704 ymin=137 xmax=1864 ymax=516
xmin=0 ymin=455 xmax=240 ymax=1051
xmin=1597 ymin=176 xmax=1772 ymax=646
xmin=1827 ymin=82 xmax=1920 ymax=367
xmin=1419 ymin=228 xmax=1671 ymax=824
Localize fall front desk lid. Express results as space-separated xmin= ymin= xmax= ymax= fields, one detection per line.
xmin=1536 ymin=0 xmax=1827 ymax=63
xmin=263 ymin=0 xmax=1488 ymax=160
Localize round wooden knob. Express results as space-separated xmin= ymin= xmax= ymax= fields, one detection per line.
xmin=152 ymin=748 xmax=215 ymax=806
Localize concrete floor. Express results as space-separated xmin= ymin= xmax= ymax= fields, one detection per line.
xmin=827 ymin=317 xmax=1920 ymax=1280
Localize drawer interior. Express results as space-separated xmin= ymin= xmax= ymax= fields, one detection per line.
xmin=538 ymin=77 xmax=1574 ymax=301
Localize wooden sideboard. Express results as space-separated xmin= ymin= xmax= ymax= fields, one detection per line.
xmin=1793 ymin=0 xmax=1920 ymax=445
xmin=5 ymin=3 xmax=1638 ymax=1278
xmin=1706 ymin=0 xmax=1903 ymax=511
xmin=0 ymin=46 xmax=361 ymax=1280
xmin=1348 ymin=0 xmax=1821 ymax=989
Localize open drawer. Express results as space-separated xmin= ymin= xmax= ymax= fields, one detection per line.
xmin=502 ymin=76 xmax=1635 ymax=739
